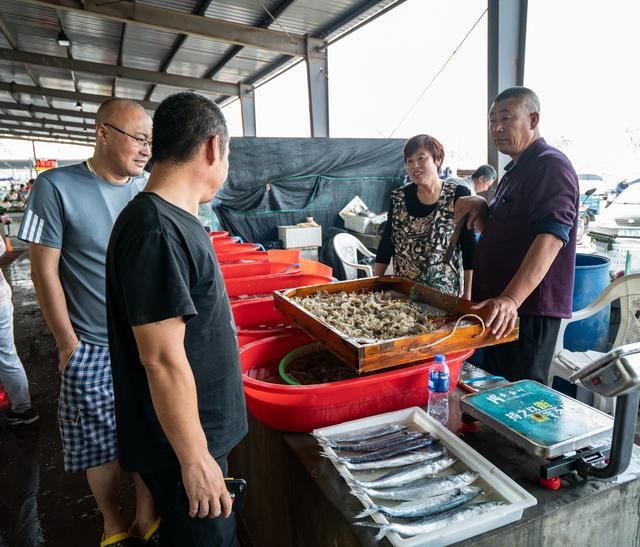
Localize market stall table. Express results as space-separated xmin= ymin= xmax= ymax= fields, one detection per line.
xmin=229 ymin=405 xmax=640 ymax=547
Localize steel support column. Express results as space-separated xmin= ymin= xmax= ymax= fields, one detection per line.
xmin=306 ymin=37 xmax=329 ymax=138
xmin=487 ymin=0 xmax=527 ymax=175
xmin=239 ymin=84 xmax=256 ymax=137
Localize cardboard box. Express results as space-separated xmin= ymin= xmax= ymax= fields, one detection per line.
xmin=278 ymin=225 xmax=322 ymax=249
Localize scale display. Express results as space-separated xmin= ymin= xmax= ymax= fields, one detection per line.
xmin=461 ymin=380 xmax=614 ymax=458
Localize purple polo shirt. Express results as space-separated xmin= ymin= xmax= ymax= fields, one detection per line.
xmin=472 ymin=138 xmax=579 ymax=318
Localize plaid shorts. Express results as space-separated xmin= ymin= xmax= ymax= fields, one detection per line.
xmin=58 ymin=341 xmax=118 ymax=472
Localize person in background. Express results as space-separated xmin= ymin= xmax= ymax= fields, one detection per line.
xmin=455 ymin=86 xmax=578 ymax=384
xmin=0 ymin=235 xmax=39 ymax=427
xmin=615 ymin=178 xmax=629 ymax=196
xmin=106 ymin=92 xmax=247 ymax=547
xmin=374 ymin=134 xmax=476 ymax=299
xmin=448 ymin=164 xmax=497 ymax=196
xmin=19 ymin=98 xmax=159 ymax=547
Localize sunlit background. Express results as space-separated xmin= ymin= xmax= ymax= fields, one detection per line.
xmin=1 ymin=0 xmax=639 ymax=184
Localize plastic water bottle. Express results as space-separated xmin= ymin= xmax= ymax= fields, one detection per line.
xmin=428 ymin=354 xmax=450 ymax=425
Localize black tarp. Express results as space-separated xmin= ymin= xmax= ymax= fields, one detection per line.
xmin=211 ymin=137 xmax=407 ymax=244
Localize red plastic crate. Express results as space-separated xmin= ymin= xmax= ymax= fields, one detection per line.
xmin=240 ymin=331 xmax=471 ymax=432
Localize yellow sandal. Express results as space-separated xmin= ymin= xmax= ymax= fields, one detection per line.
xmin=141 ymin=517 xmax=161 ymax=544
xmin=100 ymin=532 xmax=137 ymax=547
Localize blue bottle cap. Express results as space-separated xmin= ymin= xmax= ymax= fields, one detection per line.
xmin=434 ymin=354 xmax=446 ymax=363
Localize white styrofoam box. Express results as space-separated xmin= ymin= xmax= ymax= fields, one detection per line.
xmin=343 ymin=212 xmax=387 ymax=235
xmin=314 ymin=407 xmax=537 ymax=547
xmin=278 ymin=225 xmax=322 ymax=249
xmin=339 ymin=196 xmax=369 ymax=220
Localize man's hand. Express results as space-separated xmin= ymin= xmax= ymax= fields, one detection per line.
xmin=181 ymin=453 xmax=233 ymax=519
xmin=454 ymin=196 xmax=489 ymax=233
xmin=58 ymin=338 xmax=80 ymax=375
xmin=472 ymin=295 xmax=518 ymax=339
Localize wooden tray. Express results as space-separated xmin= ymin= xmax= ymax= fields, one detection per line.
xmin=273 ymin=276 xmax=519 ymax=374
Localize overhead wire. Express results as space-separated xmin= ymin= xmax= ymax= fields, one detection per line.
xmin=388 ymin=8 xmax=488 ymax=138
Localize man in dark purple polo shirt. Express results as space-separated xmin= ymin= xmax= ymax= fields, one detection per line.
xmin=455 ymin=86 xmax=579 ymax=383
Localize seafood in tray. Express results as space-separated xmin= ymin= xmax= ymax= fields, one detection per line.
xmin=291 ymin=290 xmax=441 ymax=342
xmin=274 ymin=277 xmax=520 ymax=373
xmin=313 ymin=408 xmax=536 ymax=546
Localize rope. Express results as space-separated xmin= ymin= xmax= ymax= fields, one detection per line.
xmin=388 ymin=8 xmax=488 ymax=137
xmin=410 ymin=313 xmax=486 ymax=352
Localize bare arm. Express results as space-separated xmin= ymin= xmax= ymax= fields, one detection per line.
xmin=473 ymin=233 xmax=564 ymax=338
xmin=454 ymin=196 xmax=489 ymax=232
xmin=374 ymin=262 xmax=388 ymax=276
xmin=132 ymin=317 xmax=232 ymax=520
xmin=29 ymin=243 xmax=79 ymax=372
xmin=463 ymin=270 xmax=473 ymax=300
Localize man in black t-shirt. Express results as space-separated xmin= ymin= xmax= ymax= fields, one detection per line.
xmin=106 ymin=92 xmax=247 ymax=547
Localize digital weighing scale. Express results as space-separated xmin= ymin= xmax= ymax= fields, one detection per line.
xmin=461 ymin=342 xmax=640 ymax=486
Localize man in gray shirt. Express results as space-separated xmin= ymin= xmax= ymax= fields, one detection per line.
xmin=448 ymin=164 xmax=497 ymax=196
xmin=20 ymin=99 xmax=159 ymax=547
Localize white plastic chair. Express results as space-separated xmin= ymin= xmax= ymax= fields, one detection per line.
xmin=332 ymin=233 xmax=376 ymax=280
xmin=548 ymin=273 xmax=640 ymax=413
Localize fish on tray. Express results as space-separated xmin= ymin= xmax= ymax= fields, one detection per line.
xmin=325 ymin=436 xmax=438 ymax=464
xmin=355 ymin=485 xmax=481 ymax=519
xmin=329 ymin=431 xmax=428 ymax=453
xmin=359 ymin=501 xmax=504 ymax=541
xmin=317 ymin=424 xmax=407 ymax=445
xmin=352 ymin=470 xmax=479 ymax=501
xmin=348 ymin=457 xmax=457 ymax=489
xmin=339 ymin=446 xmax=446 ymax=471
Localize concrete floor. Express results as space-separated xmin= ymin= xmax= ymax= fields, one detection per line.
xmin=0 ymin=241 xmax=136 ymax=547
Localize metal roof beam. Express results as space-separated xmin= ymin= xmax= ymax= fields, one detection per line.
xmin=144 ymin=0 xmax=215 ymax=102
xmin=0 ymin=133 xmax=94 ymax=146
xmin=0 ymin=101 xmax=96 ymax=119
xmin=0 ymin=13 xmax=55 ymax=111
xmin=0 ymin=82 xmax=160 ymax=110
xmin=1 ymin=114 xmax=94 ymax=130
xmin=22 ymin=0 xmax=307 ymax=57
xmin=113 ymin=22 xmax=128 ymax=97
xmin=0 ymin=48 xmax=239 ymax=96
xmin=203 ymin=0 xmax=296 ymax=81
xmin=0 ymin=123 xmax=94 ymax=139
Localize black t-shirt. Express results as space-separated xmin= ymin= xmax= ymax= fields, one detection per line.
xmin=376 ymin=183 xmax=476 ymax=269
xmin=106 ymin=192 xmax=248 ymax=473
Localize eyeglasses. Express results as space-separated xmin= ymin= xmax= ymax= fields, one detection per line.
xmin=103 ymin=122 xmax=152 ymax=149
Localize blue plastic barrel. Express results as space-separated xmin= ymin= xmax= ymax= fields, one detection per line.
xmin=564 ymin=254 xmax=611 ymax=352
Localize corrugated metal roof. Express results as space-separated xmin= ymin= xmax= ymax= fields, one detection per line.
xmin=0 ymin=0 xmax=404 ymax=142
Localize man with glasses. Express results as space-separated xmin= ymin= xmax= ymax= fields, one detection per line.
xmin=19 ymin=98 xmax=159 ymax=547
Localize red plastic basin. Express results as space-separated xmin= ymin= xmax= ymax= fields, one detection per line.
xmin=215 ymin=244 xmax=261 ymax=260
xmin=231 ymin=297 xmax=299 ymax=345
xmin=209 ymin=231 xmax=229 ymax=239
xmin=226 ymin=273 xmax=334 ymax=299
xmin=213 ymin=237 xmax=242 ymax=249
xmin=240 ymin=332 xmax=472 ymax=432
xmin=222 ymin=261 xmax=301 ymax=279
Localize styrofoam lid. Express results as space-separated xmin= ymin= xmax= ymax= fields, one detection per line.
xmin=339 ymin=196 xmax=369 ymax=220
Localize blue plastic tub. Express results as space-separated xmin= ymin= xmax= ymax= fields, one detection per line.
xmin=564 ymin=253 xmax=611 ymax=352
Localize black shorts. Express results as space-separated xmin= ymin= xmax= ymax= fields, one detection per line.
xmin=482 ymin=315 xmax=561 ymax=384
xmin=140 ymin=457 xmax=236 ymax=547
